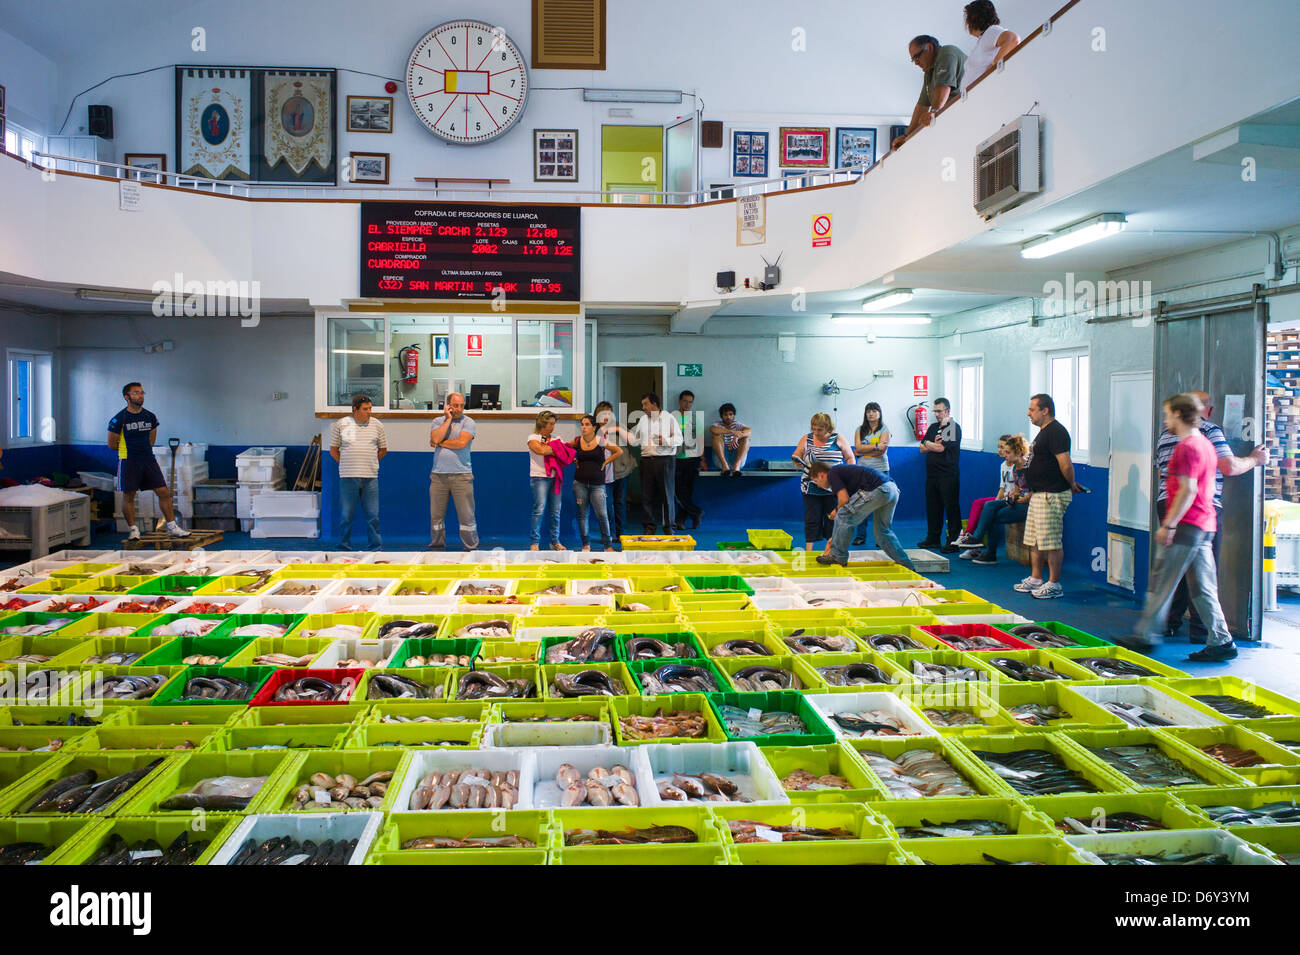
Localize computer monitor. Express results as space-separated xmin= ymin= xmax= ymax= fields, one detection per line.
xmin=470 ymin=384 xmax=501 ymax=408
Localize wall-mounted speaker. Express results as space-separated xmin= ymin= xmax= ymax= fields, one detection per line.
xmin=701 ymin=121 xmax=723 ymax=149
xmin=89 ymin=105 xmax=114 ymax=139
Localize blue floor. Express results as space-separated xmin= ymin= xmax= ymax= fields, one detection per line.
xmin=8 ymin=517 xmax=1300 ymax=698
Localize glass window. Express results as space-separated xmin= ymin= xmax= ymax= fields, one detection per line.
xmin=1047 ymin=348 xmax=1089 ymax=459
xmin=516 ymin=319 xmax=574 ymax=409
xmin=951 ymin=357 xmax=983 ymax=447
xmin=8 ymin=352 xmax=53 ymax=444
xmin=327 ymin=317 xmax=385 ymax=408
xmin=11 ymin=358 xmax=31 ymax=439
xmin=457 ymin=314 xmax=513 ymax=410
xmin=585 ymin=319 xmax=596 ymax=413
xmin=387 ymin=315 xmax=454 ymax=410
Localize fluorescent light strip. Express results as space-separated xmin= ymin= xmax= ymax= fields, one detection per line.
xmin=861 ymin=289 xmax=915 ymax=311
xmin=1020 ymin=214 xmax=1127 ymax=259
xmin=582 ymin=88 xmax=683 ymax=103
xmin=331 ymin=348 xmax=385 ymax=356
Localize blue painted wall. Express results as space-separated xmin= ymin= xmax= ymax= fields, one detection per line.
xmin=0 ymin=445 xmax=64 ymax=484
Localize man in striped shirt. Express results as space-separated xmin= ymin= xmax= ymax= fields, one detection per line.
xmin=329 ymin=395 xmax=388 ymax=551
xmin=1154 ymin=390 xmax=1266 ymax=640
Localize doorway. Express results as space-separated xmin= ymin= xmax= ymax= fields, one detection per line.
xmin=598 ymin=362 xmax=666 ymax=424
xmin=600 ymin=125 xmax=663 ymax=201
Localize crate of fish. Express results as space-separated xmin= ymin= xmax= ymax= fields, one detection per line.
xmin=47 ymin=561 xmax=124 ymax=579
xmin=619 ymin=535 xmax=697 ymax=552
xmin=1155 ymin=677 xmax=1300 ymax=722
xmin=694 ymin=626 xmax=785 ymax=660
xmin=543 ymin=662 xmax=637 ymax=700
xmin=311 ymin=636 xmax=404 ymax=670
xmin=40 ymin=612 xmax=158 ymax=642
xmin=550 ymin=804 xmax=727 ymax=864
xmin=71 ymin=667 xmax=181 ymax=707
xmin=902 ymin=686 xmax=1023 ymax=738
xmin=133 ymin=614 xmax=233 ymax=641
xmin=845 ymin=736 xmax=1005 ymax=800
xmin=0 ymin=665 xmax=91 ymax=705
xmin=791 ymin=651 xmax=911 ymax=693
xmin=1065 ymin=828 xmax=1282 ymax=866
xmin=136 ymin=634 xmax=256 ymax=668
xmin=677 ymin=595 xmax=756 ymax=616
xmin=1025 ymin=791 xmax=1223 ymax=836
xmin=192 ymin=575 xmax=277 ymax=597
xmin=348 ymin=721 xmax=483 ymax=750
xmin=530 ymin=747 xmax=654 ymax=809
xmin=366 ymin=809 xmax=552 ymax=865
xmin=985 ymin=681 xmax=1119 ymax=733
xmin=680 ymin=574 xmax=754 ymax=596
xmin=918 ymin=623 xmax=1032 ymax=653
xmin=906 ymin=834 xmax=1092 ymax=865
xmin=128 ymin=575 xmax=217 ymax=597
xmin=476 ymin=639 xmax=540 ymax=665
xmin=1062 ymin=683 xmax=1228 ymax=730
xmin=448 ymin=664 xmax=540 ymax=702
xmin=1052 ymin=645 xmax=1189 ymax=681
xmin=620 ymin=575 xmax=690 ymax=595
xmin=769 ymin=626 xmax=866 ymax=657
xmin=260 ymin=578 xmax=341 ymax=599
xmin=438 ymin=615 xmax=517 ymax=641
xmin=0 ymin=752 xmax=74 ymax=805
xmin=55 ymin=633 xmax=173 ymax=668
xmin=385 ymin=638 xmax=482 ymax=670
xmin=210 ymin=810 xmax=384 ymax=865
xmin=760 ymin=742 xmax=886 ymax=803
xmin=843 ymin=621 xmax=946 ymax=654
xmin=537 ymin=626 xmax=619 ymax=664
xmin=489 ymin=698 xmax=610 ymax=726
xmin=0 ymin=634 xmax=91 ymax=671
xmin=285 ymin=615 xmax=370 ymax=643
xmin=1002 ymin=621 xmax=1113 ymax=650
xmin=75 ymin=722 xmax=224 ymax=754
xmin=363 ymin=701 xmax=486 ymax=726
xmin=897 ymin=651 xmax=1000 ymax=688
xmin=446 ymin=577 xmax=519 ymax=599
xmin=712 ymin=802 xmax=891 ymax=856
xmin=608 ymin=593 xmax=677 ymax=615
xmin=0 ymin=723 xmax=99 ymax=754
xmin=1063 ymin=728 xmax=1251 ymax=791
xmin=962 ymin=733 xmax=1135 ymax=799
xmin=224 ymin=636 xmax=331 ymax=669
xmin=220 ymin=613 xmax=308 ymax=643
xmin=453 ymin=596 xmax=537 ymax=616
xmin=527 ymin=605 xmax=610 ymax=623
xmin=628 ymin=658 xmax=728 ymax=696
xmin=871 ymin=794 xmax=1058 ymax=840
xmin=211 ymin=722 xmax=353 ymax=753
xmin=392 ymin=748 xmax=534 ymax=811
xmin=1157 ymin=725 xmax=1300 ymax=786
xmin=514 ymin=579 xmax=571 ymax=599
xmin=612 ymin=695 xmax=728 ymax=745
xmin=112 ymin=704 xmax=247 ymax=729
xmin=0 ymin=816 xmax=98 ymax=864
xmin=358 ymin=615 xmax=444 ymax=643
xmin=12 ymin=577 xmax=84 ymax=596
xmin=0 ymin=611 xmax=83 ymax=639
xmin=1173 ymin=789 xmax=1300 ymax=836
xmin=248 ymin=667 xmax=364 ymax=707
xmin=1231 ymin=824 xmax=1300 ymax=865
xmin=0 ymin=703 xmax=123 ymax=730
xmin=355 ymin=667 xmax=451 ymax=704
xmin=121 ymin=749 xmax=296 ymax=815
xmin=51 ymin=813 xmax=242 ymax=866
xmin=976 ymin=649 xmax=1100 ymax=685
xmin=260 ymin=750 xmax=406 ymax=813
xmin=613 ymin=630 xmax=704 ymax=664
xmin=804 ymin=690 xmax=937 ymax=740
xmin=640 ymin=740 xmax=788 ymax=806
xmin=150 ymin=665 xmax=274 ymax=706
xmin=712 ymin=655 xmax=805 ymax=696
xmin=1239 ymin=717 xmax=1300 ymax=756
xmin=63 ymin=575 xmax=156 ymax=596
xmin=710 ymin=691 xmax=836 ymax=747
xmin=2 ymin=753 xmax=176 ymax=817
xmin=746 ymin=529 xmax=794 ymax=550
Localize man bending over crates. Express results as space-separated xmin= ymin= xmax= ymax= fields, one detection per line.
xmin=108 ymin=381 xmax=190 ymax=540
xmin=807 ymin=460 xmax=914 ymax=570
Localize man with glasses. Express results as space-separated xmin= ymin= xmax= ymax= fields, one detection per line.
xmin=892 ymin=34 xmax=967 ymax=152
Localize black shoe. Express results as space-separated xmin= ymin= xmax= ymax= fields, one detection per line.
xmin=733 ymin=470 xmax=743 ymax=477
xmin=916 ymin=539 xmax=940 ymax=549
xmin=816 ymin=553 xmax=846 ymax=566
xmin=425 ymin=544 xmax=445 ymax=552
xmin=1187 ymin=643 xmax=1237 ymax=662
xmin=940 ymin=543 xmax=959 ymax=555
xmin=971 ymin=552 xmax=997 ymax=565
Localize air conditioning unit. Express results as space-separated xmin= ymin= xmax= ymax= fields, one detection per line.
xmin=973 ymin=114 xmax=1042 ymax=219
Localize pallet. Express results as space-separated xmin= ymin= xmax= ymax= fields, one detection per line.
xmin=123 ymin=529 xmax=224 ymax=550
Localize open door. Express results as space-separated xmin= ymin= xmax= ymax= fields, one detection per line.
xmin=664 ymin=116 xmax=697 ymax=204
xmin=1152 ymin=299 xmax=1267 ymax=639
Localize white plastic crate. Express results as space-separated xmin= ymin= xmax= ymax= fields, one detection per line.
xmin=313 ymin=636 xmax=403 ymax=669
xmin=573 ymin=578 xmax=630 ymax=596
xmin=236 ymin=481 xmax=287 ymax=519
xmin=251 ymin=491 xmax=320 ymax=519
xmin=391 ymin=748 xmax=536 ymax=812
xmin=750 ymin=593 xmax=811 ymax=611
xmin=483 ymin=721 xmax=613 ymax=748
xmin=236 ymin=447 xmax=287 ymax=483
xmin=0 ymin=496 xmax=92 ymax=557
xmin=530 ymin=746 xmax=654 ymax=808
xmin=744 ymin=576 xmax=800 ymax=594
xmin=1067 ymin=829 xmax=1282 ymax=866
xmin=250 ymin=517 xmax=320 ymax=539
xmin=210 ymin=811 xmax=383 ymax=866
xmin=448 ymin=577 xmax=518 ymax=598
xmin=1064 ymin=684 xmax=1227 ymax=727
xmin=330 ymin=578 xmax=401 ymax=599
xmin=76 ymin=471 xmax=116 ymax=492
xmin=803 ymin=691 xmax=938 ymax=740
xmin=304 ymin=594 xmax=387 ymax=614
xmin=640 ymin=741 xmax=789 ymax=806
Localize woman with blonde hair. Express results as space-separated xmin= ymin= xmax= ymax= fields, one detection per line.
xmin=960 ymin=432 xmax=1031 ymax=565
xmin=526 ymin=409 xmax=571 ymax=550
xmin=792 ymin=412 xmax=856 ymax=551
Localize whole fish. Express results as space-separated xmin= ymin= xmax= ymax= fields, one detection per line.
xmin=551 ymin=669 xmax=626 ymax=698
xmin=637 ymin=664 xmax=716 ymax=695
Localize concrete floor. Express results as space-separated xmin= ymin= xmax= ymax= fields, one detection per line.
xmin=10 ymin=516 xmax=1300 ymax=699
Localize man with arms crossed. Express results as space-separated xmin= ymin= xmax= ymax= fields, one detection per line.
xmin=428 ymin=391 xmax=478 ymax=550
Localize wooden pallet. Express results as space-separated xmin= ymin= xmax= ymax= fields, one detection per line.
xmin=123 ymin=529 xmax=224 ymax=550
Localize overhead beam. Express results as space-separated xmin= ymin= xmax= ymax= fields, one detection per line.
xmin=669 ymin=300 xmax=721 ymax=334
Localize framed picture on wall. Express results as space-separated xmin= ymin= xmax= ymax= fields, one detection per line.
xmin=430 ymin=334 xmax=450 ymax=366
xmin=733 ymin=130 xmax=767 ymax=177
xmin=534 ymin=129 xmax=578 ymax=181
xmin=348 ymin=151 xmax=389 ymax=184
xmin=347 ymin=96 xmax=393 ymax=133
xmin=123 ymin=153 xmax=167 ymax=183
xmin=835 ymin=126 xmax=877 ymax=171
xmin=778 ymin=126 xmax=830 ymax=167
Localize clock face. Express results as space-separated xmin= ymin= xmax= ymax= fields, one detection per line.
xmin=406 ymin=20 xmax=529 ymax=145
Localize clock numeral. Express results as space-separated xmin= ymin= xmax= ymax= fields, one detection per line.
xmin=476 ymin=35 xmax=482 ymax=45
xmin=450 ymin=34 xmax=456 ymax=44
xmin=501 ymin=51 xmax=506 ymax=60
xmin=417 ymin=76 xmax=423 ymax=85
xmin=451 ymin=123 xmax=455 ymax=131
xmin=510 ymin=79 xmax=516 ymax=87
xmin=476 ymin=122 xmax=482 ymax=131
xmin=502 ymin=106 xmax=508 ymax=116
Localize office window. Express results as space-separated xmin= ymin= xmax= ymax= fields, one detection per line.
xmin=387 ymin=315 xmax=455 ymax=410
xmin=1047 ymin=347 xmax=1090 ymax=458
xmin=326 ymin=318 xmax=385 ymax=408
xmin=8 ymin=351 xmax=54 ymax=444
xmin=951 ymin=357 xmax=983 ymax=448
xmin=516 ymin=319 xmax=574 ymax=408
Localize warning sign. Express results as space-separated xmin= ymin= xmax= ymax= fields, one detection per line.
xmin=812 ymin=213 xmax=832 ymax=247
xmin=913 ymin=375 xmax=928 ymax=397
xmin=468 ymin=334 xmax=483 ymax=357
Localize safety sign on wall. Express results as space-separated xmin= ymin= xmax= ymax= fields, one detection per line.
xmin=812 ymin=213 xmax=832 ymax=247
xmin=468 ymin=334 xmax=484 ymax=357
xmin=913 ymin=375 xmax=928 ymax=397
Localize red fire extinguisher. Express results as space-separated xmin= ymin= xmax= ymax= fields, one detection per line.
xmin=908 ymin=403 xmax=928 ymax=441
xmin=398 ymin=344 xmax=420 ymax=383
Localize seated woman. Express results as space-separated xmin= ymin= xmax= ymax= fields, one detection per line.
xmin=959 ymin=433 xmax=1030 ymax=565
xmin=710 ymin=403 xmax=752 ymax=476
xmin=953 ymin=434 xmax=1014 ymax=551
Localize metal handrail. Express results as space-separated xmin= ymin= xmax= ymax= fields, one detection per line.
xmin=29 ymin=151 xmax=863 ymax=204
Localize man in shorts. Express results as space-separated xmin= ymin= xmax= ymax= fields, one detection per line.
xmin=1015 ymin=393 xmax=1083 ymax=599
xmin=108 ymin=382 xmax=189 ymax=540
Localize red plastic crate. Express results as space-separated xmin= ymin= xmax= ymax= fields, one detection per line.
xmin=248 ymin=667 xmax=366 ymax=706
xmin=919 ymin=623 xmax=1031 ymax=652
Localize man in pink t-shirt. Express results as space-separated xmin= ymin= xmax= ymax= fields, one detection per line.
xmin=1121 ymin=394 xmax=1237 ymax=661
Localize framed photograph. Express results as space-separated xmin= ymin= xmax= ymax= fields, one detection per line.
xmin=123 ymin=153 xmax=167 ymax=183
xmin=348 ymin=150 xmax=389 ymax=184
xmin=733 ymin=130 xmax=767 ymax=177
xmin=430 ymin=334 xmax=450 ymax=366
xmin=534 ymin=129 xmax=578 ymax=181
xmin=779 ymin=126 xmax=830 ymax=167
xmin=347 ymin=96 xmax=393 ymax=133
xmin=835 ymin=126 xmax=877 ymax=171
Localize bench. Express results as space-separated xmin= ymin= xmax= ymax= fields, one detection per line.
xmin=1005 ymin=522 xmax=1032 ymax=566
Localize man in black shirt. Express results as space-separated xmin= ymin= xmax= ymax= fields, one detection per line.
xmin=809 ymin=462 xmax=916 ymax=569
xmin=916 ymin=397 xmax=962 ymax=553
xmin=108 ymin=381 xmax=190 ymax=540
xmin=1014 ymin=393 xmax=1085 ymax=599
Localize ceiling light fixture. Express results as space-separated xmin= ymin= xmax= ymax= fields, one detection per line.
xmin=331 ymin=348 xmax=385 ymax=356
xmin=75 ymin=288 xmax=159 ymax=304
xmin=860 ymin=289 xmax=915 ymax=311
xmin=582 ymin=88 xmax=683 ymax=103
xmin=1020 ymin=213 xmax=1127 ymax=259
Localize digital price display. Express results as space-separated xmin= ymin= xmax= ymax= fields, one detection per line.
xmin=360 ymin=201 xmax=580 ymax=301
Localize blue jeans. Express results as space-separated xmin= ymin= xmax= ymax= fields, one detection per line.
xmin=852 ymin=469 xmax=889 ymax=542
xmin=339 ymin=476 xmax=381 ymax=550
xmin=828 ymin=483 xmax=914 ymax=569
xmin=530 ymin=477 xmax=562 ymax=547
xmin=971 ymin=499 xmax=1029 ymax=557
xmin=574 ymin=482 xmax=612 ymax=548
xmin=608 ymin=478 xmax=627 ymax=538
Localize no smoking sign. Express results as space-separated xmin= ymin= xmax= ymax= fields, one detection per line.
xmin=812 ymin=213 xmax=832 ymax=248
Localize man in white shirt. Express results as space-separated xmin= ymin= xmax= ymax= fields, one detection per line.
xmin=672 ymin=389 xmax=707 ymax=530
xmin=631 ymin=392 xmax=683 ymax=533
xmin=328 ymin=395 xmax=388 ymax=551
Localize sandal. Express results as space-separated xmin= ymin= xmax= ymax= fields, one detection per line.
xmin=552 ymin=543 xmax=567 ymax=551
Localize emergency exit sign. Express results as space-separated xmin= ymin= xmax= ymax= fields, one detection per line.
xmin=677 ymin=363 xmax=703 ymax=377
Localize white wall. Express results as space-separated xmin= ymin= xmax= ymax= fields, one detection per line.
xmin=0 ymin=26 xmax=58 ymax=134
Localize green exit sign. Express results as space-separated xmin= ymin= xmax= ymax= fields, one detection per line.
xmin=677 ymin=363 xmax=703 ymax=377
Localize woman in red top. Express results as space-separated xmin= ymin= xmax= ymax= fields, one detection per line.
xmin=1122 ymin=394 xmax=1237 ymax=661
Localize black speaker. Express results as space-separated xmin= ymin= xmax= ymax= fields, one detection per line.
xmin=716 ymin=270 xmax=735 ymax=290
xmin=889 ymin=124 xmax=907 ymax=145
xmin=89 ymin=105 xmax=114 ymax=139
xmin=701 ymin=120 xmax=723 ymax=149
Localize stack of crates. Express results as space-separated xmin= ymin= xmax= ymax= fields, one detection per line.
xmin=236 ymin=447 xmax=287 ymax=532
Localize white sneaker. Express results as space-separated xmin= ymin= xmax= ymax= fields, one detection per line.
xmin=166 ymin=521 xmax=191 ymax=538
xmin=959 ymin=549 xmax=977 ymax=560
xmin=126 ymin=525 xmax=141 ymax=541
xmin=1013 ymin=576 xmax=1044 ymax=593
xmin=1032 ymin=581 xmax=1064 ymax=599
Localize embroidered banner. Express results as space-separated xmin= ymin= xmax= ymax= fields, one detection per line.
xmin=178 ymin=67 xmax=251 ymax=180
xmin=262 ymin=70 xmax=333 ymax=177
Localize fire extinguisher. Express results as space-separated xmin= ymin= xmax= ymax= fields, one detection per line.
xmin=908 ymin=403 xmax=928 ymax=441
xmin=398 ymin=343 xmax=420 ymax=383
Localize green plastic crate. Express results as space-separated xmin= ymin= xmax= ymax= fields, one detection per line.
xmin=623 ymin=575 xmax=692 ymax=595
xmin=219 ymin=614 xmax=309 ymax=641
xmin=0 ymin=816 xmax=97 ymax=864
xmin=1065 ymin=728 xmax=1251 ymax=791
xmin=961 ymin=733 xmax=1134 ymax=798
xmin=901 ymin=684 xmax=1022 ymax=735
xmin=682 ymin=575 xmax=755 ymax=596
xmin=629 ymin=658 xmax=729 ymax=696
xmin=1009 ymin=621 xmax=1113 ymax=649
xmin=344 ymin=721 xmax=481 ymax=750
xmin=0 ymin=725 xmax=98 ymax=753
xmin=76 ymin=723 xmax=224 ymax=753
xmin=760 ymin=742 xmax=885 ymax=802
xmin=1233 ymin=825 xmax=1300 ymax=864
xmin=489 ymin=698 xmax=611 ymax=726
xmin=790 ymin=651 xmax=910 ymax=692
xmin=611 ymin=695 xmax=728 ymax=745
xmin=711 ymin=802 xmax=892 ymax=845
xmin=363 ymin=701 xmax=486 ymax=725
xmin=1156 ymin=677 xmax=1300 ymax=722
xmin=695 ymin=627 xmax=787 ymax=660
xmin=48 ymin=562 xmax=122 ymax=579
xmin=127 ymin=614 xmax=228 ymax=641
xmin=234 ymin=702 xmax=369 ymax=728
xmin=870 ymin=795 xmax=1058 ymax=839
xmin=904 ymin=834 xmax=1090 ymax=865
xmin=258 ymin=749 xmax=408 ymax=813
xmin=677 ymin=595 xmax=756 ymax=614
xmin=716 ymin=541 xmax=757 ymax=551
xmin=57 ymin=635 xmax=173 ymax=667
xmin=0 ymin=612 xmax=84 ymax=640
xmin=224 ymin=636 xmax=330 ymax=669
xmin=894 ymin=650 xmax=1000 ymax=687
xmin=1053 ymin=645 xmax=1189 ymax=681
xmin=478 ymin=639 xmax=540 ymax=665
xmin=0 ymin=752 xmax=71 ymax=807
xmin=356 ymin=667 xmax=452 ymax=704
xmin=708 ymin=690 xmax=836 ymax=746
xmin=212 ymin=723 xmax=351 ymax=752
xmin=2 ymin=752 xmax=176 ymax=816
xmin=552 ymin=804 xmax=724 ymax=863
xmin=0 ymin=705 xmax=122 ymax=729
xmin=1025 ymin=791 xmax=1220 ymax=835
xmin=64 ymin=575 xmax=155 ymax=595
xmin=1161 ymin=724 xmax=1300 ymax=784
xmin=366 ymin=809 xmax=552 ymax=865
xmin=72 ymin=666 xmax=184 ymax=707
xmin=137 ymin=634 xmax=256 ymax=668
xmin=292 ymin=613 xmax=381 ymax=639
xmin=1170 ymin=784 xmax=1300 ymax=827
xmin=438 ymin=614 xmax=519 ymax=640
xmin=0 ymin=631 xmax=91 ymax=667
xmin=119 ymin=750 xmax=296 ymax=815
xmin=536 ymin=632 xmax=621 ymax=665
xmin=128 ymin=576 xmax=216 ymax=596
xmin=540 ymin=662 xmax=636 ymax=700
xmin=193 ymin=575 xmax=277 ymax=596
xmin=149 ymin=666 xmax=274 ymax=706
xmin=52 ymin=813 xmax=242 ymax=865
xmin=747 ymin=529 xmax=794 ymax=550
xmin=844 ymin=736 xmax=1005 ymax=800
xmin=112 ymin=705 xmax=247 ymax=728
xmin=711 ymin=655 xmax=807 ymax=693
xmin=978 ymin=649 xmax=1100 ymax=685
xmin=388 ymin=638 xmax=483 ymax=668
xmin=986 ymin=681 xmax=1126 ymax=733
xmin=728 ymin=838 xmax=913 ymax=865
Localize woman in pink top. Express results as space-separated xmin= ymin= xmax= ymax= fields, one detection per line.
xmin=526 ymin=410 xmax=569 ymax=550
xmin=1122 ymin=394 xmax=1236 ymax=662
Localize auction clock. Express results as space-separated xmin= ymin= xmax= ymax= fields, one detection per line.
xmin=405 ymin=20 xmax=529 ymax=145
